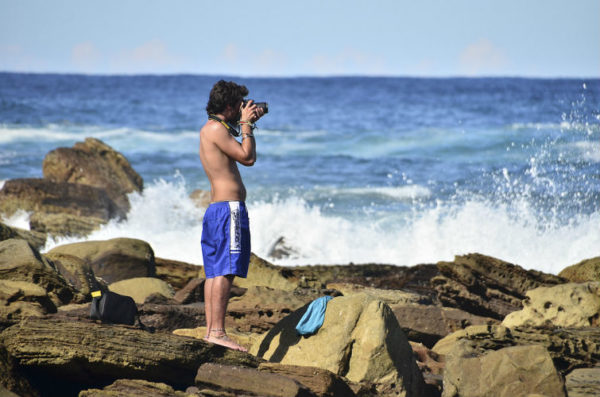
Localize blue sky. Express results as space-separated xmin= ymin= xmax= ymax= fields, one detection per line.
xmin=1 ymin=0 xmax=598 ymax=77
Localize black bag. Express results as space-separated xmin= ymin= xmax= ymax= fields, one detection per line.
xmin=90 ymin=290 xmax=138 ymax=325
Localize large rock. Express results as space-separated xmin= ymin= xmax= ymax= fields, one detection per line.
xmin=0 ymin=178 xmax=124 ymax=232
xmin=44 ymin=252 xmax=102 ymax=302
xmin=442 ymin=344 xmax=565 ymax=397
xmin=432 ymin=253 xmax=566 ymax=319
xmin=0 ymin=280 xmax=56 ymax=319
xmin=42 ymin=137 xmax=143 ymax=214
xmin=502 ymin=282 xmax=600 ymax=328
xmin=47 ymin=238 xmax=156 ymax=284
xmin=565 ymin=367 xmax=600 ymax=397
xmin=0 ymin=239 xmax=75 ymax=306
xmin=252 ymin=293 xmax=426 ymax=396
xmin=0 ymin=317 xmax=259 ymax=396
xmin=432 ymin=325 xmax=600 ymax=375
xmin=109 ymin=277 xmax=175 ymax=304
xmin=0 ymin=222 xmax=46 ymax=250
xmin=559 ymin=257 xmax=600 ymax=282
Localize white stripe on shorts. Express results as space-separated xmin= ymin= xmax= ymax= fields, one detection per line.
xmin=228 ymin=201 xmax=241 ymax=253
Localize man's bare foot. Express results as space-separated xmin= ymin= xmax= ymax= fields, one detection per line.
xmin=206 ymin=329 xmax=248 ymax=352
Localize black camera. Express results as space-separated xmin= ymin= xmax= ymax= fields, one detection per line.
xmin=243 ymin=99 xmax=269 ymax=114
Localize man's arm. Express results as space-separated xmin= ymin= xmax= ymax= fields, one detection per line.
xmin=211 ymin=123 xmax=256 ymax=166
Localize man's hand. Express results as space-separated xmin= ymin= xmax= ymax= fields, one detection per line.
xmin=240 ymin=100 xmax=265 ymax=123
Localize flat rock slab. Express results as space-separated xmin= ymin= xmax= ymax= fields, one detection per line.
xmin=79 ymin=379 xmax=191 ymax=397
xmin=565 ymin=367 xmax=600 ymax=397
xmin=195 ymin=363 xmax=314 ymax=397
xmin=0 ymin=317 xmax=259 ymax=395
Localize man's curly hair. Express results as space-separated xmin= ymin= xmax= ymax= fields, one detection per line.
xmin=206 ymin=80 xmax=249 ymax=115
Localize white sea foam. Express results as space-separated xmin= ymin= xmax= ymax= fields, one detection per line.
xmin=1 ymin=209 xmax=31 ymax=230
xmin=38 ymin=178 xmax=600 ymax=275
xmin=340 ymin=185 xmax=432 ymax=200
xmin=572 ymin=141 xmax=600 ymax=163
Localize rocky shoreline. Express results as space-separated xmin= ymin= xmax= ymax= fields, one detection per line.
xmin=1 ymin=138 xmax=599 ymax=397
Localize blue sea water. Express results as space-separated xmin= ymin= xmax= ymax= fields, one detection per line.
xmin=0 ymin=72 xmax=599 ymax=273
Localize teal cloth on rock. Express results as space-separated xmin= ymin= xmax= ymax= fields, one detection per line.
xmin=295 ymin=295 xmax=333 ymax=336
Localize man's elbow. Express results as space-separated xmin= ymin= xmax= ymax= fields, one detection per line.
xmin=242 ymin=158 xmax=256 ymax=167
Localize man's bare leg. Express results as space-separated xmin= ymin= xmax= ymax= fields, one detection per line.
xmin=205 ymin=275 xmax=247 ymax=352
xmin=203 ymin=278 xmax=214 ymax=340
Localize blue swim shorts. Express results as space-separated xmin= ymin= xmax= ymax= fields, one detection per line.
xmin=201 ymin=201 xmax=251 ymax=279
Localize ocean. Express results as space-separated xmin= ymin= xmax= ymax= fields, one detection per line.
xmin=0 ymin=73 xmax=598 ymax=274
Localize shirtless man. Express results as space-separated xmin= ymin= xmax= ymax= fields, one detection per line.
xmin=199 ymin=80 xmax=264 ymax=351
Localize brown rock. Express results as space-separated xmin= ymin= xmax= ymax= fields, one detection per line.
xmin=0 ymin=238 xmax=75 ymax=306
xmin=258 ymin=362 xmax=359 ymax=397
xmin=502 ymin=282 xmax=600 ymax=328
xmin=0 ymin=280 xmax=56 ymax=319
xmin=155 ymin=257 xmax=202 ymax=290
xmin=173 ymin=278 xmax=205 ymax=304
xmin=0 ymin=178 xmax=124 ymax=223
xmin=409 ymin=342 xmax=444 ymax=394
xmin=393 ymin=304 xmax=498 ymax=348
xmin=47 ymin=238 xmax=156 ymax=284
xmin=109 ymin=277 xmax=174 ymax=304
xmin=0 ymin=222 xmax=46 ymax=250
xmin=565 ymin=367 xmax=600 ymax=397
xmin=0 ymin=343 xmax=39 ymax=397
xmin=138 ymin=303 xmax=206 ymax=333
xmin=233 ymin=254 xmax=299 ymax=291
xmin=44 ymin=252 xmax=101 ymax=302
xmin=559 ymin=257 xmax=600 ymax=282
xmin=432 ymin=324 xmax=600 ymax=375
xmin=442 ymin=344 xmax=565 ymax=397
xmin=195 ymin=363 xmax=314 ymax=397
xmin=432 ymin=253 xmax=566 ymax=319
xmin=79 ymin=379 xmax=192 ymax=397
xmin=0 ymin=316 xmax=259 ymax=395
xmin=42 ymin=137 xmax=143 ymax=213
xmin=252 ymin=294 xmax=427 ymax=396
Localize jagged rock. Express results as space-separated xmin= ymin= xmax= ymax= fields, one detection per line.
xmin=565 ymin=367 xmax=600 ymax=397
xmin=0 ymin=222 xmax=46 ymax=250
xmin=29 ymin=212 xmax=105 ymax=237
xmin=432 ymin=253 xmax=566 ymax=320
xmin=47 ymin=238 xmax=156 ymax=284
xmin=252 ymin=293 xmax=427 ymax=396
xmin=109 ymin=277 xmax=175 ymax=304
xmin=42 ymin=137 xmax=143 ymax=214
xmin=0 ymin=178 xmax=124 ymax=225
xmin=0 ymin=280 xmax=56 ymax=319
xmin=44 ymin=252 xmax=101 ymax=302
xmin=189 ymin=189 xmax=211 ymax=209
xmin=0 ymin=317 xmax=259 ymax=396
xmin=0 ymin=239 xmax=75 ymax=306
xmin=233 ymin=254 xmax=299 ymax=291
xmin=195 ymin=363 xmax=314 ymax=397
xmin=432 ymin=324 xmax=600 ymax=375
xmin=155 ymin=257 xmax=202 ymax=290
xmin=502 ymin=282 xmax=600 ymax=328
xmin=442 ymin=344 xmax=565 ymax=397
xmin=79 ymin=379 xmax=192 ymax=397
xmin=559 ymin=257 xmax=600 ymax=282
